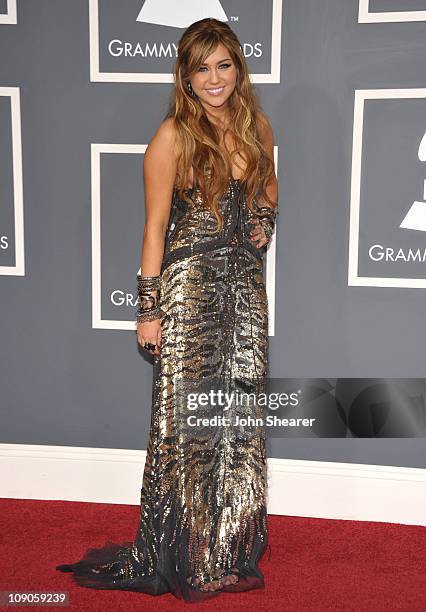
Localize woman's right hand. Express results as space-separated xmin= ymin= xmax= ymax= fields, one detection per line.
xmin=137 ymin=319 xmax=162 ymax=357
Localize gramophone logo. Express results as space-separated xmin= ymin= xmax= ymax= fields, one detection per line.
xmin=366 ymin=130 xmax=426 ymax=268
xmin=399 ymin=131 xmax=426 ymax=232
xmin=136 ymin=0 xmax=228 ymax=29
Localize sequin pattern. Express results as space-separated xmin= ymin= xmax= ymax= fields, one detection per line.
xmin=56 ymin=177 xmax=273 ymax=602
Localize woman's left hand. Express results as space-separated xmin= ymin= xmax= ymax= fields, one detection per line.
xmin=250 ymin=218 xmax=269 ymax=248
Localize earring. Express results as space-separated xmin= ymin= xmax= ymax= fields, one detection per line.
xmin=187 ymin=81 xmax=196 ymax=97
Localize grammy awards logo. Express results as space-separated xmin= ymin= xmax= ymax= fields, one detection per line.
xmin=399 ymin=131 xmax=426 ymax=232
xmin=136 ymin=0 xmax=228 ymax=29
xmin=90 ymin=0 xmax=281 ymax=83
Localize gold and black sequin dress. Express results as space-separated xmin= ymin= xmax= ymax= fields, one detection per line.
xmin=56 ymin=177 xmax=277 ymax=602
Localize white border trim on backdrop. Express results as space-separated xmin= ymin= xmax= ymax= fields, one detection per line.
xmin=91 ymin=143 xmax=278 ymax=335
xmin=358 ymin=0 xmax=426 ymax=23
xmin=0 ymin=87 xmax=24 ymax=276
xmin=0 ymin=0 xmax=17 ymax=24
xmin=1 ymin=443 xmax=425 ymax=526
xmin=348 ymin=88 xmax=426 ymax=288
xmin=91 ymin=143 xmax=147 ymax=330
xmin=88 ymin=0 xmax=283 ymax=83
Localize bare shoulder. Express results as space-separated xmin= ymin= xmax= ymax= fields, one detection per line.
xmin=146 ymin=117 xmax=180 ymax=159
xmin=143 ymin=118 xmax=181 ymax=200
xmin=144 ymin=118 xmax=181 ymax=181
xmin=157 ymin=116 xmax=178 ymax=141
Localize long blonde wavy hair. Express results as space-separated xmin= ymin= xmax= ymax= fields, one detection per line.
xmin=164 ymin=17 xmax=276 ymax=233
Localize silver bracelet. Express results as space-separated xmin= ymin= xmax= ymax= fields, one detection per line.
xmin=136 ymin=273 xmax=164 ymax=323
xmin=136 ymin=307 xmax=165 ymax=324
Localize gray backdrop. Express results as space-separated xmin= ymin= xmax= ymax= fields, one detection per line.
xmin=1 ymin=0 xmax=426 ymax=468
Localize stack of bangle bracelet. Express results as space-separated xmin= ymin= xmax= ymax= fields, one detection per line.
xmin=136 ymin=273 xmax=166 ymax=324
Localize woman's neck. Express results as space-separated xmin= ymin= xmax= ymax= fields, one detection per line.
xmin=204 ymin=107 xmax=231 ymax=131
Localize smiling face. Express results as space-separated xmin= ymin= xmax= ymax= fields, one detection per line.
xmin=189 ymin=43 xmax=237 ymax=114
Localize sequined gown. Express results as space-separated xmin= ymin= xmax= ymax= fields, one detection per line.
xmin=56 ymin=177 xmax=274 ymax=602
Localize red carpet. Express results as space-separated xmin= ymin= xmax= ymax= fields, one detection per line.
xmin=0 ymin=498 xmax=425 ymax=611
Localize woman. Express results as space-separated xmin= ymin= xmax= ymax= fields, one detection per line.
xmin=56 ymin=17 xmax=278 ymax=602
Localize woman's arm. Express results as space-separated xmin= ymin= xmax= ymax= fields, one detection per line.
xmin=139 ymin=117 xmax=180 ymax=276
xmin=250 ymin=111 xmax=279 ymax=249
xmin=136 ymin=118 xmax=179 ymax=356
xmin=257 ymin=110 xmax=278 ymax=207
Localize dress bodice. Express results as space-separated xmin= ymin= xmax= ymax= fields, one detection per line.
xmin=160 ymin=177 xmax=265 ymax=273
